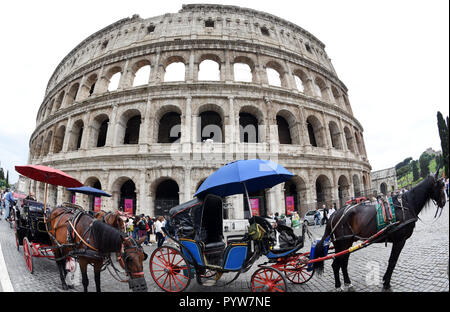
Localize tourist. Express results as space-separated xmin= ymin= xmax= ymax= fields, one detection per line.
xmin=314 ymin=207 xmax=321 ymax=228
xmin=3 ymin=189 xmax=16 ymax=221
xmin=321 ymin=204 xmax=328 ymax=226
xmin=445 ymin=178 xmax=449 ymax=200
xmin=155 ymin=216 xmax=166 ymax=248
xmin=328 ymin=205 xmax=336 ymax=218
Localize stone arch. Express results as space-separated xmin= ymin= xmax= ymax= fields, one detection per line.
xmin=313 ymin=76 xmax=329 ymax=101
xmin=54 ymin=91 xmax=65 ymax=112
xmin=68 ymin=119 xmax=84 ymax=151
xmin=315 ymin=174 xmax=333 ymax=208
xmin=353 ymin=174 xmax=361 ymax=197
xmin=64 ymin=82 xmax=80 ymax=107
xmin=84 ymin=176 xmax=103 ymax=211
xmin=85 ymin=73 xmax=98 ymax=97
xmin=233 ymin=56 xmax=255 ymax=83
xmin=90 ymin=113 xmax=110 ymax=148
xmin=292 ymin=68 xmax=308 ymax=94
xmin=41 ymin=131 xmax=53 ymax=156
xmin=112 ymin=176 xmax=137 ymax=214
xmin=380 ymin=182 xmax=388 ymax=195
xmin=355 ymin=131 xmax=364 ymax=155
xmin=337 ymin=175 xmax=350 ymax=208
xmin=197 ymin=103 xmax=225 ymax=143
xmin=198 ymin=54 xmax=221 ymax=81
xmin=331 ymin=85 xmax=343 ymax=107
xmin=284 ymin=175 xmax=308 ymax=217
xmin=328 ymin=121 xmax=343 ymax=150
xmin=45 ymin=99 xmax=55 ymax=119
xmin=152 ymin=177 xmax=180 ymax=217
xmin=132 ymin=59 xmax=152 ymax=87
xmin=163 ymin=56 xmax=186 ymax=82
xmin=116 ymin=109 xmax=141 ymax=145
xmin=276 ymin=109 xmax=300 ymax=145
xmin=344 ymin=126 xmax=356 ymax=153
xmin=158 ymin=111 xmax=182 ymax=143
xmin=306 ymin=115 xmax=325 ymax=147
xmin=106 ymin=66 xmax=123 ymax=92
xmin=52 ymin=124 xmax=66 ymax=153
xmin=265 ymin=60 xmax=285 ymax=87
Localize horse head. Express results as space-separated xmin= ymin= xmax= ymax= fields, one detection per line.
xmin=430 ymin=165 xmax=446 ymax=209
xmin=119 ymin=236 xmax=148 ymax=292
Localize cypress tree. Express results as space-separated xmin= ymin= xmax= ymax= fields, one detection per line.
xmin=437 ymin=111 xmax=449 ymax=177
xmin=411 ymin=160 xmax=419 ymax=181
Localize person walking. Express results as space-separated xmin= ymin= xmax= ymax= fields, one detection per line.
xmin=328 ymin=205 xmax=336 ymax=219
xmin=314 ymin=207 xmax=321 ymax=228
xmin=321 ymin=204 xmax=329 ymax=226
xmin=3 ymin=189 xmax=16 ymax=221
xmin=155 ymin=216 xmax=166 ymax=248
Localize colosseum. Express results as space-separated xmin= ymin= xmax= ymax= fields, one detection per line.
xmin=26 ymin=4 xmax=372 ymax=219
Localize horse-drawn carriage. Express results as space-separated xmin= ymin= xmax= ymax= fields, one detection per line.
xmin=149 ymin=193 xmax=314 ymax=292
xmin=13 ymin=199 xmax=55 ymax=273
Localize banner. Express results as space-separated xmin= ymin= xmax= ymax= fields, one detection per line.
xmin=250 ymin=198 xmax=259 ymax=216
xmin=286 ymin=196 xmax=294 ymax=215
xmin=124 ymin=198 xmax=133 ymax=216
xmin=94 ymin=197 xmax=102 ymax=212
xmin=72 ymin=194 xmax=76 ymax=204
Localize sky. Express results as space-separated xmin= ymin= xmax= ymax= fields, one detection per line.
xmin=0 ymin=0 xmax=448 ymax=184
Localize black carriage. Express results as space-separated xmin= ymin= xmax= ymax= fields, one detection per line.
xmin=13 ymin=199 xmax=54 ymax=273
xmin=149 ymin=194 xmax=312 ymax=292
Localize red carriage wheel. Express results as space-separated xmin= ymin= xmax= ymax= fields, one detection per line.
xmin=283 ymin=255 xmax=314 ymax=284
xmin=23 ymin=237 xmax=34 ymax=274
xmin=149 ymin=246 xmax=192 ymax=292
xmin=251 ymin=267 xmax=288 ymax=292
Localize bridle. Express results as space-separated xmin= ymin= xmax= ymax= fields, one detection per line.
xmin=113 ymin=236 xmax=146 ymax=280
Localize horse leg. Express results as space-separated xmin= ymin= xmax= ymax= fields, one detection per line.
xmin=93 ymin=261 xmax=102 ymax=292
xmin=382 ymin=238 xmax=406 ymax=290
xmin=79 ymin=259 xmax=89 ymax=292
xmin=331 ymin=257 xmax=342 ymax=291
xmin=54 ymin=251 xmax=69 ymax=290
xmin=341 ymin=253 xmax=354 ymax=291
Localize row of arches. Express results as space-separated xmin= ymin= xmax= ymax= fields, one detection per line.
xmin=30 ymin=170 xmax=370 ymax=218
xmin=31 ymin=105 xmax=366 ymax=158
xmin=39 ymin=52 xmax=351 ymax=123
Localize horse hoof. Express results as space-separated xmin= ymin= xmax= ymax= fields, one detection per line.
xmin=61 ymin=284 xmax=69 ymax=291
xmin=344 ymin=283 xmax=355 ymax=292
xmin=68 ymin=285 xmax=75 ymax=289
xmin=382 ymin=285 xmax=392 ymax=292
xmin=335 ymin=286 xmax=344 ymax=292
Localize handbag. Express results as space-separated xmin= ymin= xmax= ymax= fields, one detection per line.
xmin=149 ymin=234 xmax=156 ymax=243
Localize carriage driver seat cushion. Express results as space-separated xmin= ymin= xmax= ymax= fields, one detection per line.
xmin=203 ymin=241 xmax=226 ymax=266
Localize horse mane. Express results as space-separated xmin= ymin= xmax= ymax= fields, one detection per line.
xmin=91 ymin=220 xmax=123 ymax=253
xmin=403 ymin=175 xmax=436 ymax=214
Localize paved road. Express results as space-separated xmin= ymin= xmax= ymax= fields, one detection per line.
xmin=0 ymin=202 xmax=448 ymax=292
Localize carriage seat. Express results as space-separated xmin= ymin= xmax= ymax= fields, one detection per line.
xmin=203 ymin=240 xmax=226 ymax=266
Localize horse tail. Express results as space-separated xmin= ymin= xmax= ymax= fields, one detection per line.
xmin=311 ymin=221 xmax=332 ymax=275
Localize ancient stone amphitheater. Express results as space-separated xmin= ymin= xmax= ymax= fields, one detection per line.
xmin=27 ymin=4 xmax=372 ymax=218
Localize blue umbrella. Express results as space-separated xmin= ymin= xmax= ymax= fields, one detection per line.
xmin=194 ymin=159 xmax=294 ymax=217
xmin=66 ymin=186 xmax=112 ymax=197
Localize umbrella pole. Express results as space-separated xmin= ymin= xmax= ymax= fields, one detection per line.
xmin=243 ymin=182 xmax=252 ymax=218
xmin=43 ymin=182 xmax=49 ymax=232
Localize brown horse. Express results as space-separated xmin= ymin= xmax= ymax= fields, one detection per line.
xmin=312 ymin=171 xmax=447 ymax=291
xmin=94 ymin=210 xmax=127 ymax=233
xmin=48 ymin=206 xmax=147 ymax=292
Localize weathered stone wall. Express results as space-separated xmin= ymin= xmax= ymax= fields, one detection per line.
xmin=28 ymin=4 xmax=372 ymax=218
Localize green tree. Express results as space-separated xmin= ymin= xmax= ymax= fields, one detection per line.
xmin=0 ymin=167 xmax=4 ymax=180
xmin=419 ymin=152 xmax=432 ymax=178
xmin=437 ymin=111 xmax=449 ymax=177
xmin=411 ymin=160 xmax=419 ymax=181
xmin=6 ymin=170 xmax=9 ymax=188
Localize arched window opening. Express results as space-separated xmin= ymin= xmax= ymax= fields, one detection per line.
xmin=158 ymin=112 xmax=181 ymax=143
xmin=119 ymin=180 xmax=136 ymax=215
xmin=164 ymin=62 xmax=185 ymax=82
xmin=54 ymin=92 xmax=64 ymax=112
xmin=97 ymin=119 xmax=109 ymax=147
xmin=199 ymin=111 xmax=223 ymax=142
xmin=266 ymin=67 xmax=281 ymax=87
xmin=353 ymin=175 xmax=361 ymax=197
xmin=316 ymin=175 xmax=332 ymax=208
xmin=53 ymin=126 xmax=65 ymax=154
xmin=380 ymin=183 xmax=387 ymax=195
xmin=284 ymin=180 xmax=298 ymax=216
xmin=133 ymin=65 xmax=151 ymax=87
xmin=86 ymin=74 xmax=98 ymax=97
xmin=198 ymin=59 xmax=220 ymax=81
xmin=124 ymin=115 xmax=141 ymax=144
xmin=277 ymin=115 xmax=292 ymax=144
xmin=344 ymin=127 xmax=356 ymax=153
xmin=69 ymin=120 xmax=84 ymax=151
xmin=329 ymin=121 xmax=342 ymax=150
xmin=154 ymin=179 xmax=179 ymax=217
xmin=108 ymin=72 xmax=121 ymax=91
xmin=66 ymin=83 xmax=80 ymax=106
xmin=239 ymin=113 xmax=258 ymax=143
xmin=243 ymin=189 xmax=267 ymax=218
xmin=294 ymin=75 xmax=304 ymax=92
xmin=307 ymin=121 xmax=317 ymax=147
xmin=234 ymin=63 xmax=252 ymax=82
xmin=338 ymin=176 xmax=350 ymax=208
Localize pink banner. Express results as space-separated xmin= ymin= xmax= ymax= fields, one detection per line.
xmin=72 ymin=194 xmax=76 ymax=204
xmin=286 ymin=196 xmax=294 ymax=215
xmin=250 ymin=198 xmax=259 ymax=216
xmin=124 ymin=198 xmax=133 ymax=216
xmin=94 ymin=197 xmax=102 ymax=212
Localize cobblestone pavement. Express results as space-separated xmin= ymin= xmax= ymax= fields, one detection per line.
xmin=0 ymin=202 xmax=448 ymax=292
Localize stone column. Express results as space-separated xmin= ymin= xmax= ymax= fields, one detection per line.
xmin=105 ymin=104 xmax=119 ymax=147
xmin=118 ymin=60 xmax=130 ymax=90
xmin=187 ymin=50 xmax=195 ymax=83
xmin=138 ymin=170 xmax=149 ymax=215
xmin=184 ymin=166 xmax=192 ymax=202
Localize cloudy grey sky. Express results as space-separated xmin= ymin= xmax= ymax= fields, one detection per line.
xmin=1 ymin=0 xmax=448 ymax=184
